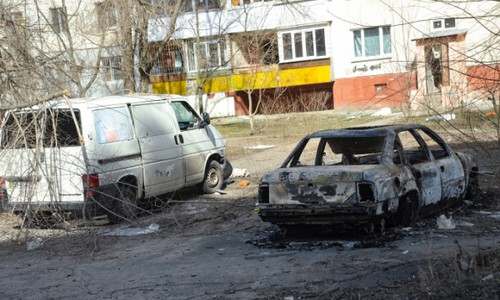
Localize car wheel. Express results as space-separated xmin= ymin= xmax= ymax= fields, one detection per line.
xmin=108 ymin=184 xmax=138 ymax=223
xmin=395 ymin=194 xmax=420 ymax=227
xmin=464 ymin=171 xmax=479 ymax=200
xmin=202 ymin=160 xmax=223 ymax=194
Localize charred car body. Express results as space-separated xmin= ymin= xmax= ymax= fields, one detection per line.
xmin=257 ymin=124 xmax=478 ymax=229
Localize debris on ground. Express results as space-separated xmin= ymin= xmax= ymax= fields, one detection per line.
xmin=102 ymin=223 xmax=160 ymax=236
xmin=437 ymin=214 xmax=456 ymax=229
xmin=232 ymin=168 xmax=250 ymax=177
xmin=425 ymin=113 xmax=456 ymax=122
xmin=244 ymin=145 xmax=275 ymax=150
xmin=371 ymin=107 xmax=392 ymax=117
xmin=26 ymin=237 xmax=44 ymax=251
xmin=239 ymin=180 xmax=250 ymax=187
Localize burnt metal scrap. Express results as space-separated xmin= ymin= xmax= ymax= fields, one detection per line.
xmin=256 ymin=124 xmax=478 ymax=231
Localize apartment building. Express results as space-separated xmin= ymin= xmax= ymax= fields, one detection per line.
xmin=148 ymin=0 xmax=499 ymax=116
xmin=2 ymin=1 xmax=497 ymax=114
xmin=0 ymin=0 xmax=125 ymax=102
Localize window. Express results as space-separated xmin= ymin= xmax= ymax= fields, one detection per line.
xmin=150 ymin=44 xmax=184 ymax=75
xmin=6 ymin=12 xmax=23 ymax=35
xmin=286 ymin=136 xmax=385 ymax=168
xmin=262 ymin=38 xmax=279 ymax=65
xmin=432 ymin=18 xmax=456 ymax=30
xmin=96 ymin=1 xmax=118 ymax=30
xmin=101 ymin=57 xmax=122 ymax=81
xmin=1 ymin=110 xmax=81 ymax=149
xmin=186 ymin=39 xmax=228 ymax=71
xmin=232 ymin=0 xmax=273 ymax=6
xmin=375 ymin=83 xmax=387 ymax=96
xmin=194 ymin=0 xmax=221 ymax=10
xmin=414 ymin=128 xmax=449 ymax=160
xmin=154 ymin=0 xmax=220 ymax=12
xmin=50 ymin=7 xmax=68 ymax=33
xmin=171 ymin=101 xmax=201 ymax=131
xmin=353 ymin=26 xmax=391 ymax=58
xmin=151 ymin=0 xmax=193 ymax=13
xmin=132 ymin=103 xmax=176 ymax=137
xmin=235 ymin=33 xmax=279 ymax=65
xmin=94 ymin=107 xmax=134 ymax=144
xmin=280 ymin=27 xmax=327 ymax=62
xmin=397 ymin=129 xmax=449 ymax=164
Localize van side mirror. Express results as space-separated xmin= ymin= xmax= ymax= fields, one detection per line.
xmin=201 ymin=112 xmax=211 ymax=127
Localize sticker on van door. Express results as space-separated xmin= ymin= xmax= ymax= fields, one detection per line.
xmin=94 ymin=108 xmax=135 ymax=144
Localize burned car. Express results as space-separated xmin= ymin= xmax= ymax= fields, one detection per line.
xmin=256 ymin=124 xmax=478 ymax=230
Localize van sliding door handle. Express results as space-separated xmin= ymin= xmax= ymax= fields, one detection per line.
xmin=174 ymin=135 xmax=178 ymax=145
xmin=178 ymin=134 xmax=184 ymax=144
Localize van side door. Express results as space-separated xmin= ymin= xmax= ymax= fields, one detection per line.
xmin=130 ymin=102 xmax=185 ymax=197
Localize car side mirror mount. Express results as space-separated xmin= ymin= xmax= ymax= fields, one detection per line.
xmin=201 ymin=112 xmax=211 ymax=127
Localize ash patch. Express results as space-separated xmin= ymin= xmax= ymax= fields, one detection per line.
xmin=246 ymin=225 xmax=405 ymax=251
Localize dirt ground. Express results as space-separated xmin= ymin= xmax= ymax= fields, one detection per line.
xmin=0 ymin=115 xmax=500 ymax=299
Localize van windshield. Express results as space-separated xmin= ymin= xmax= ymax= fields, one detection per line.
xmin=1 ymin=109 xmax=81 ymax=149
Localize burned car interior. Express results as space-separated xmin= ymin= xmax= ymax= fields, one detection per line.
xmin=286 ymin=128 xmax=451 ymax=168
xmin=286 ymin=136 xmax=386 ymax=167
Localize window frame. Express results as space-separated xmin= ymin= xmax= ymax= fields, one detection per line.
xmin=50 ymin=7 xmax=68 ymax=34
xmin=231 ymin=0 xmax=274 ymax=6
xmin=185 ymin=38 xmax=229 ymax=72
xmin=150 ymin=43 xmax=184 ymax=75
xmin=352 ymin=26 xmax=391 ymax=60
xmin=101 ymin=56 xmax=122 ymax=81
xmin=278 ymin=26 xmax=328 ymax=63
xmin=6 ymin=12 xmax=23 ymax=34
xmin=96 ymin=1 xmax=118 ymax=30
xmin=170 ymin=101 xmax=201 ymax=131
xmin=431 ymin=18 xmax=456 ymax=31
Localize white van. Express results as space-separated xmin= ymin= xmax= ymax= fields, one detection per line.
xmin=0 ymin=94 xmax=229 ymax=222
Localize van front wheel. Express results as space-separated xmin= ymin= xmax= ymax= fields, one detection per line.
xmin=202 ymin=160 xmax=223 ymax=194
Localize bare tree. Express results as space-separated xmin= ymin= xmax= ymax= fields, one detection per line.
xmin=232 ymin=30 xmax=280 ymax=132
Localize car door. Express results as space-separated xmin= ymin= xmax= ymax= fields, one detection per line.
xmin=413 ymin=128 xmax=465 ymax=202
xmin=169 ymin=101 xmax=218 ymax=185
xmin=130 ymin=102 xmax=185 ymax=197
xmin=398 ymin=130 xmax=442 ymax=206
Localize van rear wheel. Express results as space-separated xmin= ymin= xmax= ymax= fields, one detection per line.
xmin=202 ymin=160 xmax=223 ymax=194
xmin=108 ymin=184 xmax=138 ymax=223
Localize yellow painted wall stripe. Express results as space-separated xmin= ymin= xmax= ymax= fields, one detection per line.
xmin=152 ymin=65 xmax=331 ymax=95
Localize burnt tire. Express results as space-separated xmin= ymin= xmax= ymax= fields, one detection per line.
xmin=108 ymin=184 xmax=138 ymax=223
xmin=464 ymin=171 xmax=479 ymax=200
xmin=202 ymin=160 xmax=224 ymax=194
xmin=395 ymin=194 xmax=420 ymax=227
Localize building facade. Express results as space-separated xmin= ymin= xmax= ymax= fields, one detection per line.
xmin=0 ymin=0 xmax=127 ymax=105
xmin=148 ymin=0 xmax=499 ymax=116
xmin=2 ymin=1 xmax=497 ymax=114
